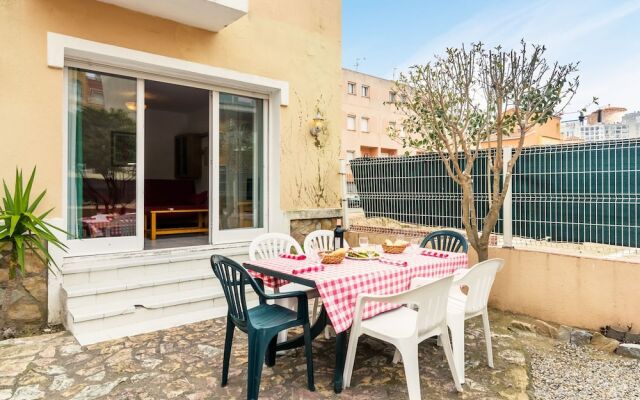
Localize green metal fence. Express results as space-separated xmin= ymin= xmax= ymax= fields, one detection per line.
xmin=350 ymin=139 xmax=640 ymax=251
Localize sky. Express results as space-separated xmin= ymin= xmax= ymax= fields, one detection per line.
xmin=342 ymin=0 xmax=640 ymax=117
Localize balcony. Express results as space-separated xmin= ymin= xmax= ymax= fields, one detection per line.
xmin=98 ymin=0 xmax=248 ymax=32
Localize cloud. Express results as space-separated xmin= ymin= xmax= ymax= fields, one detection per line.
xmin=393 ymin=0 xmax=640 ymax=113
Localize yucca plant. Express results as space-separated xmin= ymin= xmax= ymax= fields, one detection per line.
xmin=0 ymin=167 xmax=67 ymax=279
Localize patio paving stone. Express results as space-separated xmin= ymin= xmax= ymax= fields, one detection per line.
xmin=0 ymin=309 xmax=638 ymax=399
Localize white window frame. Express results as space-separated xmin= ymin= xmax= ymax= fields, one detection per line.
xmin=360 ymin=117 xmax=369 ymax=133
xmin=346 ymin=150 xmax=355 ymax=161
xmin=61 ymin=67 xmax=146 ymax=255
xmin=361 ymin=85 xmax=369 ymax=98
xmin=50 ymin=33 xmax=287 ymax=255
xmin=347 ymin=115 xmax=356 ymax=131
xmin=347 ymin=81 xmax=356 ymax=95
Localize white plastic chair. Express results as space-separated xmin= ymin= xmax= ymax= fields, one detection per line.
xmin=249 ymin=233 xmax=320 ymax=344
xmin=303 ymin=230 xmax=350 ymax=257
xmin=303 ymin=230 xmax=349 ymax=339
xmin=410 ymin=258 xmax=505 ymax=383
xmin=343 ymin=275 xmax=462 ymax=399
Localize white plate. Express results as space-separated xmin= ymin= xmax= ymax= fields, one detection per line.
xmin=345 ymin=254 xmax=380 ymax=261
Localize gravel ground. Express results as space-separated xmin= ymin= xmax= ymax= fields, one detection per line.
xmin=530 ymin=342 xmax=640 ymax=400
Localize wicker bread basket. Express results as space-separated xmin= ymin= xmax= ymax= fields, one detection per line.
xmin=319 ymin=251 xmax=346 ymax=264
xmin=381 ymin=243 xmax=409 ymax=254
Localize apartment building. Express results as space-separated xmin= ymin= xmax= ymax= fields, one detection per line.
xmin=342 ymin=68 xmax=407 ymax=160
xmin=560 ymin=107 xmax=640 ymax=141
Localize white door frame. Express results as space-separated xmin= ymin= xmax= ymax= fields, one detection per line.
xmin=61 ymin=68 xmax=145 ymax=256
xmin=53 ymin=34 xmax=288 ymax=255
xmin=211 ymin=93 xmax=269 ymax=244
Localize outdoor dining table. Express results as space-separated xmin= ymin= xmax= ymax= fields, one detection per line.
xmin=244 ymin=248 xmax=468 ymax=393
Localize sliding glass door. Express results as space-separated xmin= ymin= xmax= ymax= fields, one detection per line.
xmin=213 ymin=92 xmax=267 ymax=242
xmin=64 ymin=66 xmax=268 ymax=253
xmin=65 ymin=68 xmax=144 ymax=254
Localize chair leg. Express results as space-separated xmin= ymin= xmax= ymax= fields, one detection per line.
xmin=397 ymin=344 xmax=421 ymax=400
xmin=303 ymin=322 xmax=315 ymax=391
xmin=448 ymin=314 xmax=466 ymax=384
xmin=222 ymin=319 xmax=235 ymax=387
xmin=392 ymin=349 xmax=402 ymax=364
xmin=265 ymin=335 xmax=277 ymax=367
xmin=342 ymin=331 xmax=360 ymax=388
xmin=482 ymin=309 xmax=494 ymax=368
xmin=247 ymin=332 xmax=269 ymax=400
xmin=440 ymin=326 xmax=463 ymax=393
xmin=324 ymin=326 xmax=331 ymax=340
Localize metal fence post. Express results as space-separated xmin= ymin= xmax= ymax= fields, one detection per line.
xmin=340 ymin=159 xmax=350 ymax=230
xmin=502 ymin=147 xmax=513 ymax=248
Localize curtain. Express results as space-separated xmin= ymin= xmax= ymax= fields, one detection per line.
xmin=67 ymin=70 xmax=83 ymax=239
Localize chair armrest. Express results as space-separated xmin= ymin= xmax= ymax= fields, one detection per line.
xmin=251 ymin=280 xmax=310 ymax=321
xmin=452 ymin=268 xmax=470 ymax=282
xmin=351 ymin=291 xmax=415 ymax=328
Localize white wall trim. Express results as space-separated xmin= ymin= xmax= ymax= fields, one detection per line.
xmin=52 ymin=32 xmax=286 ymax=258
xmin=47 ymin=32 xmax=289 ymax=106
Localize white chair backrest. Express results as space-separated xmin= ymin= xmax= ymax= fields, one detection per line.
xmin=414 ymin=275 xmax=455 ymax=336
xmin=303 ymin=230 xmax=349 ymax=255
xmin=249 ymin=233 xmax=303 ymax=261
xmin=374 ymin=275 xmax=454 ymax=337
xmin=456 ymin=258 xmax=504 ymax=315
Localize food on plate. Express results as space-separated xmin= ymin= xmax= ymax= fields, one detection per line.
xmin=347 ymin=248 xmax=380 ymax=259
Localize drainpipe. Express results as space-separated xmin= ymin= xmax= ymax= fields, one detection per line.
xmin=340 ymin=159 xmax=349 ymax=230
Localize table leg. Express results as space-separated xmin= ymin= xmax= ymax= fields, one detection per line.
xmin=333 ymin=331 xmax=347 ymax=393
xmin=150 ymin=212 xmax=157 ymax=240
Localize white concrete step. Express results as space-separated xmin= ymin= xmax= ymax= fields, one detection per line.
xmin=60 ymin=245 xmax=253 ymax=345
xmin=67 ymin=286 xmax=223 ymax=344
xmin=62 ymin=270 xmax=216 ymax=308
xmin=62 ymin=246 xmax=249 ymax=285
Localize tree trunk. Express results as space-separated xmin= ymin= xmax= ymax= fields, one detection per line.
xmin=475 ymin=243 xmax=489 ymax=262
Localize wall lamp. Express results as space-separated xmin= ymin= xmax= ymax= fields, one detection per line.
xmin=310 ymin=110 xmax=325 ymax=136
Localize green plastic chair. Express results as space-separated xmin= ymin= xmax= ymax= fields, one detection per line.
xmin=420 ymin=230 xmax=469 ymax=253
xmin=211 ymin=255 xmax=315 ymax=400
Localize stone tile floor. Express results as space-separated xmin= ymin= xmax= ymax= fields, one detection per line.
xmin=0 ymin=309 xmax=637 ymax=400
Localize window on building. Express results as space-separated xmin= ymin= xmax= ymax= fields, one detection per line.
xmin=361 ymin=85 xmax=369 ymax=97
xmin=389 ymin=91 xmax=396 ymax=102
xmin=347 ymin=82 xmax=356 ymax=95
xmin=381 ymin=148 xmax=397 ymax=157
xmin=361 ymin=117 xmax=369 ymax=132
xmin=346 ymin=150 xmax=355 ymax=161
xmin=347 ymin=115 xmax=356 ymax=131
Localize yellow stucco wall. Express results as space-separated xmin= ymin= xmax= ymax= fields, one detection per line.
xmin=469 ymin=247 xmax=640 ymax=331
xmin=0 ymin=0 xmax=342 ymax=215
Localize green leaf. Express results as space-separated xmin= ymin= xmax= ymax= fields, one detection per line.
xmin=23 ymin=167 xmax=36 ymax=210
xmin=9 ymin=215 xmax=20 ymax=235
xmin=3 ymin=181 xmax=14 ymax=211
xmin=0 ymin=167 xmax=68 ymax=280
xmin=27 ymin=190 xmax=46 ymax=214
xmin=13 ymin=234 xmax=25 ymax=273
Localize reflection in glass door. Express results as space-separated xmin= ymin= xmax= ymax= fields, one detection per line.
xmin=218 ymin=93 xmax=264 ymax=230
xmin=67 ymin=68 xmax=138 ymax=240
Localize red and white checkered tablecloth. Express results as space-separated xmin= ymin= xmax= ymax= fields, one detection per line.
xmin=246 ymin=251 xmax=468 ymax=333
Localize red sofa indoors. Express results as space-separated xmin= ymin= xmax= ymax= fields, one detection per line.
xmin=144 ymin=179 xmax=208 ymax=228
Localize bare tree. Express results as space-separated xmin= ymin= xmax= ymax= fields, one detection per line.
xmin=390 ymin=41 xmax=582 ymax=261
